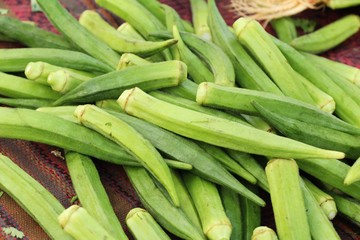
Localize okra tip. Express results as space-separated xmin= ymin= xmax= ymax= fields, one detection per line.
xmin=58 ymin=205 xmax=80 ymax=229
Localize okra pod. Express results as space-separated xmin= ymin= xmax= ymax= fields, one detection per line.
xmin=233 ymin=17 xmax=314 ymax=104
xmin=329 ymin=192 xmax=360 ymax=224
xmin=344 ymin=157 xmax=360 ymax=185
xmin=0 ymin=98 xmax=52 ymax=109
xmin=266 ymin=158 xmax=311 ymax=240
xmin=135 ymin=0 xmax=166 ymax=24
xmin=0 ymin=16 xmax=74 ymax=50
xmin=303 ymin=177 xmax=337 ymax=220
xmin=0 ymin=154 xmax=73 ymax=240
xmin=0 ymin=107 xmax=137 ymax=165
xmin=117 ymin=53 xmax=151 ymax=70
xmin=36 ymin=106 xmax=80 ymax=124
xmin=96 ymin=99 xmax=123 ymax=112
xmin=220 ymin=187 xmax=242 ymax=240
xmin=0 ymin=48 xmax=113 ymax=73
xmin=0 ymin=72 xmax=61 ymax=100
xmin=74 ymin=104 xmax=179 ymax=206
xmin=59 ymin=205 xmax=116 ymax=240
xmin=126 ymin=208 xmax=171 ymax=240
xmin=65 ymin=151 xmax=128 ymax=239
xmin=79 ymin=10 xmax=177 ymax=57
xmin=251 ymin=226 xmax=278 ymax=240
xmin=270 ymin=17 xmax=297 ymax=44
xmin=117 ymin=22 xmax=144 ymax=40
xmin=54 ymin=60 xmax=187 ymax=105
xmin=183 ymin=172 xmax=232 ymax=240
xmin=291 ymin=14 xmax=360 ymax=54
xmin=125 ymin=166 xmax=206 ymax=240
xmin=36 ymin=0 xmax=121 ymax=68
xmin=190 ymin=0 xmax=211 ymax=41
xmin=47 ymin=70 xmax=90 ymax=94
xmin=326 ymin=0 xmax=360 ymax=8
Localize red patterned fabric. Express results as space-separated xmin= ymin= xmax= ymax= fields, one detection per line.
xmin=0 ymin=0 xmax=359 ymax=239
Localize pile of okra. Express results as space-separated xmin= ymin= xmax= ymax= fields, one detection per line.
xmin=0 ymin=0 xmax=360 ymax=239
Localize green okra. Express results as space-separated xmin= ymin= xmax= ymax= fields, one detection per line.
xmin=0 ymin=98 xmax=52 ymax=109
xmin=241 ymin=114 xmax=275 ymax=133
xmin=196 ymin=141 xmax=257 ymax=184
xmin=226 ymin=150 xmax=269 ymax=192
xmin=54 ymin=60 xmax=187 ymax=105
xmin=79 ymin=10 xmax=177 ymax=57
xmin=303 ymin=177 xmax=337 ymax=220
xmin=36 ymin=106 xmax=80 ymax=124
xmin=126 ymin=208 xmax=171 ymax=240
xmin=329 ymin=192 xmax=360 ymax=224
xmin=36 ymin=0 xmax=120 ymax=69
xmin=344 ymin=157 xmax=360 ymax=185
xmin=95 ymin=0 xmax=164 ymax=38
xmin=47 ymin=70 xmax=90 ymax=94
xmin=304 ymin=52 xmax=360 ymax=88
xmin=125 ymin=166 xmax=206 ymax=240
xmin=172 ymin=25 xmax=214 ymax=84
xmin=291 ymin=14 xmax=360 ymax=54
xmin=135 ymin=0 xmax=166 ymax=24
xmin=0 ymin=16 xmax=74 ymax=50
xmin=252 ymin=101 xmax=360 ymax=159
xmin=300 ymin=179 xmax=340 ymax=240
xmin=0 ymin=72 xmax=61 ymax=100
xmin=220 ymin=187 xmax=242 ymax=240
xmin=59 ymin=205 xmax=116 ymax=240
xmin=0 ymin=48 xmax=113 ymax=73
xmin=266 ymin=158 xmax=311 ymax=240
xmin=270 ymin=17 xmax=297 ymax=44
xmin=273 ymin=37 xmax=360 ymax=127
xmin=0 ymin=154 xmax=73 ymax=240
xmin=190 ymin=0 xmax=211 ymax=41
xmin=74 ymin=104 xmax=179 ymax=206
xmin=326 ymin=0 xmax=360 ymax=8
xmin=296 ymin=158 xmax=360 ymax=201
xmin=197 ymin=82 xmax=360 ymax=135
xmin=170 ymin=169 xmax=202 ymax=230
xmin=106 ymin=110 xmax=260 ymax=205
xmin=119 ymin=87 xmax=344 ymax=162
xmin=207 ymin=0 xmax=282 ymax=95
xmin=96 ymin=99 xmax=123 ymax=112
xmin=251 ymin=226 xmax=278 ymax=240
xmin=164 ymin=159 xmax=193 ymax=170
xmin=117 ymin=22 xmax=145 ymax=40
xmin=183 ymin=172 xmax=232 ymax=240
xmin=0 ymin=107 xmax=137 ymax=165
xmin=65 ymin=151 xmax=128 ymax=240
xmin=233 ymin=17 xmax=314 ymax=104
xmin=163 ymin=79 xmax=198 ymax=100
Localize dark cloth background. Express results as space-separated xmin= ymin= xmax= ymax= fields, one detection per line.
xmin=0 ymin=0 xmax=359 ymax=239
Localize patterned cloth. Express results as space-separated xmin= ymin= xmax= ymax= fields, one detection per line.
xmin=0 ymin=0 xmax=359 ymax=239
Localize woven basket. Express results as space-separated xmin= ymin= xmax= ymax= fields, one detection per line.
xmin=0 ymin=0 xmax=359 ymax=239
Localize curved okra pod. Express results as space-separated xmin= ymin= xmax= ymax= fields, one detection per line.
xmin=79 ymin=10 xmax=178 ymax=57
xmin=0 ymin=48 xmax=113 ymax=73
xmin=0 ymin=154 xmax=73 ymax=240
xmin=291 ymin=15 xmax=360 ymax=54
xmin=126 ymin=208 xmax=171 ymax=240
xmin=196 ymin=82 xmax=360 ymax=135
xmin=119 ymin=87 xmax=344 ymax=163
xmin=0 ymin=107 xmax=137 ymax=165
xmin=54 ymin=60 xmax=187 ymax=105
xmin=0 ymin=72 xmax=61 ymax=100
xmin=65 ymin=152 xmax=128 ymax=240
xmin=36 ymin=0 xmax=121 ymax=69
xmin=74 ymin=104 xmax=179 ymax=206
xmin=59 ymin=205 xmax=116 ymax=240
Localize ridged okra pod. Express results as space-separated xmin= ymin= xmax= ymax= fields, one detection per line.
xmin=126 ymin=208 xmax=171 ymax=240
xmin=270 ymin=17 xmax=297 ymax=44
xmin=183 ymin=172 xmax=232 ymax=240
xmin=0 ymin=48 xmax=113 ymax=73
xmin=0 ymin=72 xmax=61 ymax=100
xmin=65 ymin=151 xmax=128 ymax=239
xmin=54 ymin=60 xmax=187 ymax=105
xmin=36 ymin=0 xmax=120 ymax=69
xmin=266 ymin=158 xmax=311 ymax=240
xmin=106 ymin=110 xmax=259 ymax=205
xmin=291 ymin=14 xmax=360 ymax=54
xmin=220 ymin=187 xmax=242 ymax=240
xmin=190 ymin=0 xmax=211 ymax=40
xmin=303 ymin=177 xmax=337 ymax=220
xmin=0 ymin=107 xmax=137 ymax=165
xmin=125 ymin=166 xmax=206 ymax=240
xmin=0 ymin=154 xmax=73 ymax=240
xmin=79 ymin=10 xmax=177 ymax=57
xmin=74 ymin=104 xmax=179 ymax=206
xmin=59 ymin=205 xmax=116 ymax=240
xmin=119 ymin=88 xmax=344 ymax=164
xmin=251 ymin=226 xmax=278 ymax=240
xmin=344 ymin=157 xmax=360 ymax=185
xmin=233 ymin=18 xmax=314 ymax=104
xmin=329 ymin=192 xmax=360 ymax=224
xmin=299 ymin=179 xmax=340 ymax=240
